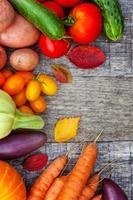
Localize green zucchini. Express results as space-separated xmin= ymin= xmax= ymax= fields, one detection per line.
xmin=10 ymin=0 xmax=65 ymax=39
xmin=91 ymin=0 xmax=124 ymax=41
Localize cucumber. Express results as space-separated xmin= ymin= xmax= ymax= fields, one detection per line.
xmin=91 ymin=0 xmax=124 ymax=41
xmin=10 ymin=0 xmax=65 ymax=39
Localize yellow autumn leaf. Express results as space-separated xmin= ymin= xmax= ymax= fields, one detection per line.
xmin=54 ymin=117 xmax=80 ymax=142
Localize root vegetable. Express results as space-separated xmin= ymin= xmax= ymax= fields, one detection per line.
xmin=0 ymin=14 xmax=40 ymax=48
xmin=57 ymin=142 xmax=97 ymax=200
xmin=0 ymin=0 xmax=15 ymax=32
xmin=28 ymin=155 xmax=68 ymax=200
xmin=10 ymin=48 xmax=39 ymax=71
xmin=0 ymin=46 xmax=7 ymax=70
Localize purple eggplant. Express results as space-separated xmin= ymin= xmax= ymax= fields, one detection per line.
xmin=0 ymin=129 xmax=47 ymax=160
xmin=102 ymin=178 xmax=128 ymax=200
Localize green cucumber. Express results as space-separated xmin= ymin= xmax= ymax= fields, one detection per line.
xmin=91 ymin=0 xmax=124 ymax=41
xmin=10 ymin=0 xmax=65 ymax=39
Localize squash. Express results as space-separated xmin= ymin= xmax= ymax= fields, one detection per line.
xmin=0 ymin=160 xmax=27 ymax=200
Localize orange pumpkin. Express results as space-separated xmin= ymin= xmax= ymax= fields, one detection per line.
xmin=0 ymin=160 xmax=27 ymax=200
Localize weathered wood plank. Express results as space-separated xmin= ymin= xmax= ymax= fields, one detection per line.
xmin=39 ymin=76 xmax=133 ymax=141
xmin=10 ymin=141 xmax=133 ymax=200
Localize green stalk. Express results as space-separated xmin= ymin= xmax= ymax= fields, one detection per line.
xmin=63 ymin=16 xmax=76 ymax=26
xmin=13 ymin=109 xmax=44 ymax=130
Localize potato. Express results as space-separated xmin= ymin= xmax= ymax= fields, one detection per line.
xmin=0 ymin=0 xmax=15 ymax=33
xmin=0 ymin=46 xmax=7 ymax=69
xmin=10 ymin=48 xmax=39 ymax=71
xmin=0 ymin=14 xmax=40 ymax=48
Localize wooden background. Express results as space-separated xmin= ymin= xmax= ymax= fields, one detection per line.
xmin=10 ymin=0 xmax=133 ymax=199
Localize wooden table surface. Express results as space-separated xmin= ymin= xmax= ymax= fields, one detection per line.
xmin=10 ymin=0 xmax=133 ymax=199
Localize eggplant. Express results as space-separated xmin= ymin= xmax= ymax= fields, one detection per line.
xmin=102 ymin=178 xmax=128 ymax=200
xmin=0 ymin=129 xmax=47 ymax=160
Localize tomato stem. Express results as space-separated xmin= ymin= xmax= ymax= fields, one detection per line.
xmin=63 ymin=16 xmax=76 ymax=26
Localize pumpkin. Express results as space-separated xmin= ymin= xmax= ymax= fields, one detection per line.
xmin=0 ymin=160 xmax=27 ymax=200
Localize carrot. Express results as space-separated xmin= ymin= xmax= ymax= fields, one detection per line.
xmin=56 ymin=142 xmax=97 ymax=200
xmin=79 ymin=173 xmax=100 ymax=200
xmin=28 ymin=155 xmax=68 ymax=200
xmin=91 ymin=195 xmax=102 ymax=200
xmin=44 ymin=176 xmax=67 ymax=200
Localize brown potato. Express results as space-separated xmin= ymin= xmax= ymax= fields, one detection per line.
xmin=0 ymin=14 xmax=40 ymax=48
xmin=10 ymin=48 xmax=39 ymax=71
xmin=0 ymin=0 xmax=15 ymax=33
xmin=0 ymin=46 xmax=7 ymax=69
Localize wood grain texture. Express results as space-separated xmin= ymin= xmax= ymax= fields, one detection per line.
xmin=10 ymin=141 xmax=133 ymax=200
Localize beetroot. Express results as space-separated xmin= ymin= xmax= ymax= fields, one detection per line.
xmin=67 ymin=45 xmax=106 ymax=69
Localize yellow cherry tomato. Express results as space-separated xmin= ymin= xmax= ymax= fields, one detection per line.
xmin=38 ymin=74 xmax=58 ymax=96
xmin=30 ymin=96 xmax=47 ymax=113
xmin=26 ymin=80 xmax=41 ymax=101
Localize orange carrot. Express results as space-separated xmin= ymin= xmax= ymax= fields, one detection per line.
xmin=91 ymin=195 xmax=102 ymax=200
xmin=79 ymin=173 xmax=100 ymax=200
xmin=57 ymin=142 xmax=97 ymax=200
xmin=44 ymin=176 xmax=67 ymax=200
xmin=28 ymin=155 xmax=68 ymax=200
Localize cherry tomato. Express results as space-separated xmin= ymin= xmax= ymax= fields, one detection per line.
xmin=43 ymin=1 xmax=65 ymax=18
xmin=38 ymin=74 xmax=58 ymax=96
xmin=19 ymin=105 xmax=34 ymax=115
xmin=0 ymin=72 xmax=5 ymax=87
xmin=68 ymin=3 xmax=102 ymax=44
xmin=54 ymin=0 xmax=80 ymax=7
xmin=26 ymin=80 xmax=42 ymax=101
xmin=13 ymin=88 xmax=27 ymax=107
xmin=3 ymin=74 xmax=25 ymax=95
xmin=30 ymin=96 xmax=47 ymax=113
xmin=2 ymin=70 xmax=13 ymax=79
xmin=16 ymin=71 xmax=35 ymax=85
xmin=39 ymin=34 xmax=71 ymax=58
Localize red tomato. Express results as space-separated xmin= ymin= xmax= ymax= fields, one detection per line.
xmin=43 ymin=1 xmax=65 ymax=18
xmin=54 ymin=0 xmax=80 ymax=7
xmin=39 ymin=34 xmax=71 ymax=58
xmin=68 ymin=3 xmax=103 ymax=44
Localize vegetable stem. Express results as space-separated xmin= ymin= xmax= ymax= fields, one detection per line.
xmin=63 ymin=16 xmax=76 ymax=26
xmin=13 ymin=109 xmax=44 ymax=130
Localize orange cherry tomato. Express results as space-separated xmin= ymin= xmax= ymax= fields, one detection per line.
xmin=13 ymin=88 xmax=27 ymax=107
xmin=3 ymin=74 xmax=25 ymax=95
xmin=16 ymin=71 xmax=35 ymax=85
xmin=2 ymin=70 xmax=13 ymax=79
xmin=19 ymin=105 xmax=34 ymax=115
xmin=30 ymin=96 xmax=47 ymax=113
xmin=0 ymin=72 xmax=5 ymax=87
xmin=26 ymin=80 xmax=42 ymax=101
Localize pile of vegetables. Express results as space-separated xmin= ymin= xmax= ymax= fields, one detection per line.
xmin=0 ymin=1 xmax=128 ymax=199
xmin=0 ymin=135 xmax=128 ymax=200
xmin=0 ymin=0 xmax=124 ymax=68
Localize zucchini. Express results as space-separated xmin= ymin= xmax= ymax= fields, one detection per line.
xmin=91 ymin=0 xmax=124 ymax=41
xmin=10 ymin=0 xmax=65 ymax=39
